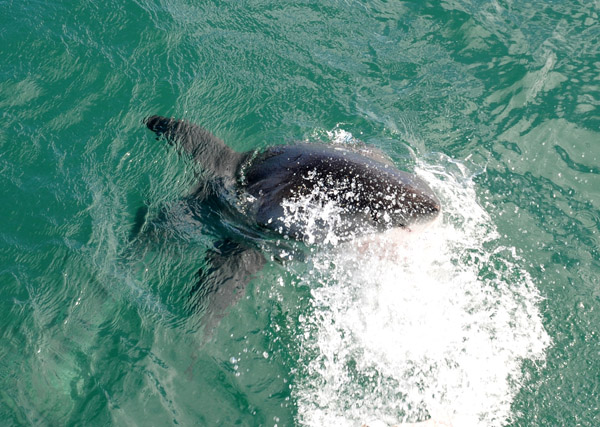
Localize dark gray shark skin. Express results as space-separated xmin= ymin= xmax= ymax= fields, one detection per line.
xmin=243 ymin=143 xmax=440 ymax=241
xmin=143 ymin=115 xmax=440 ymax=327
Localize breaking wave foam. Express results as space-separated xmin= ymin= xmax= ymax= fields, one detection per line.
xmin=287 ymin=149 xmax=550 ymax=426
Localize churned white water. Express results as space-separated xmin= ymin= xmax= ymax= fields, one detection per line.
xmin=285 ymin=145 xmax=550 ymax=426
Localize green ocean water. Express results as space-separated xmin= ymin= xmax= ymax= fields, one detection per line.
xmin=1 ymin=0 xmax=599 ymax=425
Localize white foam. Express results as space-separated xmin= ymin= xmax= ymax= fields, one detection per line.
xmin=326 ymin=127 xmax=358 ymax=145
xmin=285 ymin=146 xmax=550 ymax=426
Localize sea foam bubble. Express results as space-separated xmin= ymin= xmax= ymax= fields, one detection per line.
xmin=281 ymin=142 xmax=550 ymax=426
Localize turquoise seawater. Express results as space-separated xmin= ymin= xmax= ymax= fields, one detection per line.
xmin=1 ymin=0 xmax=599 ymax=425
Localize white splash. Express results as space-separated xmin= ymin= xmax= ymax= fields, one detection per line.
xmin=326 ymin=127 xmax=358 ymax=145
xmin=287 ymin=148 xmax=550 ymax=426
xmin=280 ymin=194 xmax=345 ymax=245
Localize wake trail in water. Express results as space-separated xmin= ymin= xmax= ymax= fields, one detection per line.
xmin=287 ymin=147 xmax=550 ymax=426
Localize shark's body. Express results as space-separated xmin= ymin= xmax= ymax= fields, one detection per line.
xmin=142 ymin=115 xmax=440 ymax=323
xmin=145 ymin=115 xmax=439 ymax=241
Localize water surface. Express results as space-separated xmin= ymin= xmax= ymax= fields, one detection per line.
xmin=1 ymin=0 xmax=599 ymax=425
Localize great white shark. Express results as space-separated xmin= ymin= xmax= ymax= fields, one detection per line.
xmin=139 ymin=115 xmax=440 ymax=326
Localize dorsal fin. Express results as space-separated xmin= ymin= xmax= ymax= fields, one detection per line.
xmin=145 ymin=115 xmax=245 ymax=178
